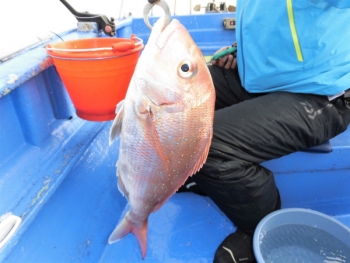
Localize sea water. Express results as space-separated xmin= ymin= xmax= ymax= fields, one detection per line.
xmin=259 ymin=224 xmax=350 ymax=263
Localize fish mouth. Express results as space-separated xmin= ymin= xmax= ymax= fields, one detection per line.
xmin=146 ymin=18 xmax=182 ymax=50
xmin=155 ymin=21 xmax=179 ymax=49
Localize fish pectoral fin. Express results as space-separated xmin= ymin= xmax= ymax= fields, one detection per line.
xmin=109 ymin=212 xmax=148 ymax=259
xmin=136 ymin=97 xmax=169 ymax=167
xmin=109 ymin=100 xmax=125 ymax=145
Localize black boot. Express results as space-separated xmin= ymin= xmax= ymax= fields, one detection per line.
xmin=214 ymin=229 xmax=256 ymax=263
xmin=213 ymin=191 xmax=281 ymax=263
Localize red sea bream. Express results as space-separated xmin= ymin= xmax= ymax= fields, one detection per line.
xmin=108 ymin=17 xmax=215 ymax=258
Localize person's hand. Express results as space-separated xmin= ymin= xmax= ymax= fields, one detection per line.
xmin=211 ymin=46 xmax=237 ymax=69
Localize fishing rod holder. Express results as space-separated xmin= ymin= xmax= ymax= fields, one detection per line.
xmin=59 ymin=0 xmax=116 ymax=36
xmin=193 ymin=1 xmax=236 ymax=13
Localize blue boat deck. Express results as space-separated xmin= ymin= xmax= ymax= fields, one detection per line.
xmin=0 ymin=13 xmax=349 ymax=263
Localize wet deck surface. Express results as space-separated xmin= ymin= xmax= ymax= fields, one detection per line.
xmin=3 ymin=123 xmax=234 ymax=263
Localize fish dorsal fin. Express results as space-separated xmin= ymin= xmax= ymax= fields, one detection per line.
xmin=109 ymin=100 xmax=125 ymax=145
xmin=153 ymin=128 xmax=213 ymax=214
xmin=155 ymin=19 xmax=180 ymax=49
xmin=188 ymin=128 xmax=213 ymax=176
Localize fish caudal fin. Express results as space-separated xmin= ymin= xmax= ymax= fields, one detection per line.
xmin=108 ymin=212 xmax=148 ymax=259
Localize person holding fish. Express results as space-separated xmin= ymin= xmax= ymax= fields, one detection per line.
xmin=187 ymin=1 xmax=350 ymax=262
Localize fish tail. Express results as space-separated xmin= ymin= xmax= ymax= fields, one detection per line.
xmin=108 ymin=211 xmax=148 ymax=259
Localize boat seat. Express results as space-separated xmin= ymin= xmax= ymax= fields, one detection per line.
xmin=301 ymin=140 xmax=332 ymax=154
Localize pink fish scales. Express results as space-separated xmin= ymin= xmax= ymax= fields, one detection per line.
xmin=108 ymin=17 xmax=215 ymax=259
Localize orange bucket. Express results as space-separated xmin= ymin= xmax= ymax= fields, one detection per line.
xmin=46 ymin=35 xmax=144 ymax=121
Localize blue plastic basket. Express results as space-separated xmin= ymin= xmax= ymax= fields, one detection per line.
xmin=253 ymin=208 xmax=350 ymax=263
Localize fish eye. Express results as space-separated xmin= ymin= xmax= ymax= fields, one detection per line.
xmin=181 ymin=64 xmax=190 ymax=72
xmin=178 ymin=59 xmax=196 ymax=78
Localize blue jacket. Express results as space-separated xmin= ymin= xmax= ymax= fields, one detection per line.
xmin=236 ymin=0 xmax=350 ymax=95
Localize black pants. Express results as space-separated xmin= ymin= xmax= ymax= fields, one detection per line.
xmin=192 ymin=66 xmax=350 ymax=235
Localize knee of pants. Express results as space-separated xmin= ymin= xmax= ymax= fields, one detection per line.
xmin=197 ymin=151 xmax=269 ymax=183
xmin=193 ymin=161 xmax=280 ymax=235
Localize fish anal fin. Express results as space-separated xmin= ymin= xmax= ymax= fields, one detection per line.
xmin=109 ymin=100 xmax=125 ymax=145
xmin=109 ymin=211 xmax=148 ymax=259
xmin=151 ymin=195 xmax=172 ymax=213
xmin=117 ymin=171 xmax=127 ymax=197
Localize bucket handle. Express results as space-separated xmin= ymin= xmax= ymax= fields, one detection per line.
xmin=46 ymin=36 xmax=143 ymax=53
